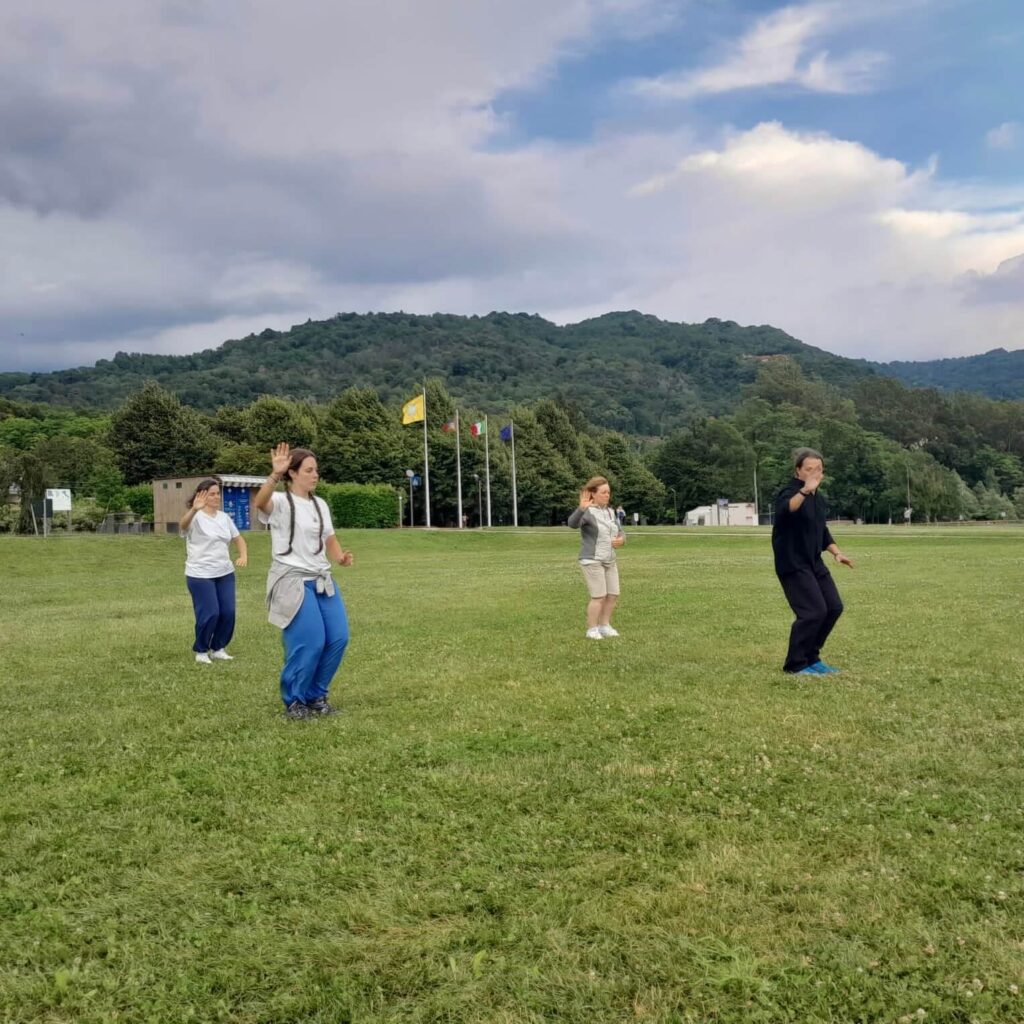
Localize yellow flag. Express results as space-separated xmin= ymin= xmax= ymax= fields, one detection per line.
xmin=402 ymin=394 xmax=425 ymax=424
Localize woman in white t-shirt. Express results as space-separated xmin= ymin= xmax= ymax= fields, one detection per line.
xmin=179 ymin=477 xmax=248 ymax=665
xmin=255 ymin=444 xmax=354 ymax=720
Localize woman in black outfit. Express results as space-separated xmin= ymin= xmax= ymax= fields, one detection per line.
xmin=772 ymin=448 xmax=854 ymax=675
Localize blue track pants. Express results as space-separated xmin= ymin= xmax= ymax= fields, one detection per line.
xmin=186 ymin=573 xmax=236 ymax=653
xmin=280 ymin=581 xmax=349 ymax=706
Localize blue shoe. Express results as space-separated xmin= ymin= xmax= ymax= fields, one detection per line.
xmin=810 ymin=661 xmax=840 ymax=674
xmin=795 ymin=665 xmax=823 ymax=675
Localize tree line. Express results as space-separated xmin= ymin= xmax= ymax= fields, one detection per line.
xmin=2 ymin=357 xmax=1024 ymax=532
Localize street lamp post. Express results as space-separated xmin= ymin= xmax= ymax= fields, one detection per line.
xmin=405 ymin=469 xmax=415 ymax=528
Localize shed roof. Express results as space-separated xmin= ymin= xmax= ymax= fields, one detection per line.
xmin=152 ymin=474 xmax=268 ymax=487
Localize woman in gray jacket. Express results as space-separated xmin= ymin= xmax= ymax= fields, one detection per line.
xmin=567 ymin=476 xmax=624 ymax=640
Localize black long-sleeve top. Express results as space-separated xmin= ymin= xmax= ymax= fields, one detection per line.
xmin=771 ymin=478 xmax=836 ymax=575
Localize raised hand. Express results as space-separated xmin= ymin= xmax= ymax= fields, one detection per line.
xmin=579 ymin=488 xmax=594 ymax=508
xmin=192 ymin=489 xmax=209 ymax=511
xmin=803 ymin=472 xmax=823 ymax=493
xmin=270 ymin=442 xmax=291 ymax=477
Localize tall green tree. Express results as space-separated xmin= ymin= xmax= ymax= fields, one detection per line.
xmin=241 ymin=396 xmax=319 ymax=451
xmin=649 ymin=419 xmax=754 ymax=513
xmin=107 ymin=381 xmax=217 ymax=484
xmin=318 ymin=387 xmax=410 ymax=488
xmin=597 ymin=432 xmax=666 ymax=522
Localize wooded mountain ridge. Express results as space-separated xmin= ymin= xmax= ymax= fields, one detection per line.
xmin=1 ymin=311 xmax=874 ymax=435
xmin=869 ymin=347 xmax=1024 ymax=400
xmin=5 ymin=310 xmax=1021 ymax=433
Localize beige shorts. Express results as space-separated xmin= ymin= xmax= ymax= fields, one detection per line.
xmin=580 ymin=561 xmax=620 ymax=599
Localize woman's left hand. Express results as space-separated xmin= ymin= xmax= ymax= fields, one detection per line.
xmin=234 ymin=554 xmax=248 ymax=568
xmin=337 ymin=550 xmax=354 ymax=567
xmin=611 ymin=534 xmax=625 ymax=549
xmin=835 ymin=552 xmax=854 ymax=568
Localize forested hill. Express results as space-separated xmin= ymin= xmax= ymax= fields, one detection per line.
xmin=874 ymin=347 xmax=1024 ymax=400
xmin=0 ymin=311 xmax=873 ymax=435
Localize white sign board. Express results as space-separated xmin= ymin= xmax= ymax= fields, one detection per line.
xmin=46 ymin=488 xmax=72 ymax=512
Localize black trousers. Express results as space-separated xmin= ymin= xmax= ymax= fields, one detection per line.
xmin=777 ymin=566 xmax=843 ymax=672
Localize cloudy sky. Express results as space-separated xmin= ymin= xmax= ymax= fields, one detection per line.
xmin=3 ymin=0 xmax=1023 ymax=372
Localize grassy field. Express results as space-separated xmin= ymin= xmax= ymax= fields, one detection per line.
xmin=1 ymin=525 xmax=1023 ymax=1024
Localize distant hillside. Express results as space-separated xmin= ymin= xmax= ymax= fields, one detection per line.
xmin=874 ymin=347 xmax=1024 ymax=400
xmin=0 ymin=311 xmax=875 ymax=434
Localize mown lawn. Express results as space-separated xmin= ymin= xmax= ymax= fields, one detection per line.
xmin=1 ymin=526 xmax=1022 ymax=1023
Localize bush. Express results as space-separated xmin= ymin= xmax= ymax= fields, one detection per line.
xmin=0 ymin=503 xmax=19 ymax=533
xmin=322 ymin=483 xmax=399 ymax=529
xmin=71 ymin=497 xmax=107 ymax=531
xmin=123 ymin=484 xmax=154 ymax=521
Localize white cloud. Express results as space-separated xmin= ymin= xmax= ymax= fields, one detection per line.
xmin=631 ymin=2 xmax=887 ymax=100
xmin=986 ymin=121 xmax=1021 ymax=151
xmin=633 ymin=121 xmax=912 ymax=206
xmin=548 ymin=121 xmax=1024 ymax=361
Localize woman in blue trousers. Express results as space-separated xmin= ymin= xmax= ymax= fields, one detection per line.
xmin=255 ymin=443 xmax=354 ymax=719
xmin=180 ymin=477 xmax=248 ymax=665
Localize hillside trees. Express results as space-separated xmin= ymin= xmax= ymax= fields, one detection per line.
xmin=317 ymin=387 xmax=406 ymax=486
xmin=108 ymin=381 xmax=217 ymax=484
xmin=6 ymin=350 xmax=1024 ymax=530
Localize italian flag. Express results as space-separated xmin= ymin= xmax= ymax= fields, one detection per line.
xmin=470 ymin=421 xmax=486 ymax=436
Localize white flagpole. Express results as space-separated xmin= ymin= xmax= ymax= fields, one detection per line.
xmin=484 ymin=415 xmax=492 ymax=528
xmin=422 ymin=386 xmax=431 ymax=528
xmin=455 ymin=409 xmax=463 ymax=529
xmin=509 ymin=419 xmax=518 ymax=527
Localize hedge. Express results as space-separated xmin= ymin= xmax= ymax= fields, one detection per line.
xmin=320 ymin=483 xmax=399 ymax=529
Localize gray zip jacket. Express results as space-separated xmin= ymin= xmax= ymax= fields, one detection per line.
xmin=567 ymin=505 xmax=622 ymax=563
xmin=266 ymin=562 xmax=335 ymax=629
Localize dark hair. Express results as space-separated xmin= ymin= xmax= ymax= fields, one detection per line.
xmin=277 ymin=448 xmax=324 ymax=557
xmin=185 ymin=477 xmax=222 ymax=509
xmin=793 ymin=447 xmax=824 ymax=470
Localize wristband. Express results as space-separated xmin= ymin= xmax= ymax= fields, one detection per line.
xmin=799 ymin=489 xmax=811 ymax=497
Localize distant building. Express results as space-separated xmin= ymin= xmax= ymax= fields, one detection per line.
xmin=685 ymin=501 xmax=758 ymax=527
xmin=152 ymin=474 xmax=269 ymax=534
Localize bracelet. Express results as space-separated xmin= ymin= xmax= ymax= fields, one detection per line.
xmin=799 ymin=489 xmax=811 ymax=497
xmin=268 ymin=473 xmax=282 ymax=483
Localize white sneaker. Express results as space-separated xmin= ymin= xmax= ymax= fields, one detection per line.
xmin=210 ymin=649 xmax=234 ymax=661
xmin=598 ymin=625 xmax=619 ymax=638
xmin=585 ymin=627 xmax=604 ymax=640
xmin=195 ymin=652 xmax=213 ymax=664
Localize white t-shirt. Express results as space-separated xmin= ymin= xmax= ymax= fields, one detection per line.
xmin=259 ymin=491 xmax=335 ymax=573
xmin=184 ymin=510 xmax=239 ymax=578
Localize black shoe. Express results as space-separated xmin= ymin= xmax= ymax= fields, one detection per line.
xmin=307 ymin=697 xmax=339 ymax=716
xmin=284 ymin=700 xmax=311 ymax=720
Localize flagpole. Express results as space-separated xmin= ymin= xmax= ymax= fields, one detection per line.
xmin=509 ymin=419 xmax=518 ymax=527
xmin=455 ymin=409 xmax=463 ymax=529
xmin=484 ymin=415 xmax=492 ymax=528
xmin=422 ymin=384 xmax=431 ymax=528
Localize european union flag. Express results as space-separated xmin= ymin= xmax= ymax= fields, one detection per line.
xmin=500 ymin=424 xmax=513 ymax=442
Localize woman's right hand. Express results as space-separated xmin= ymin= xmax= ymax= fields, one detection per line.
xmin=270 ymin=442 xmax=291 ymax=477
xmin=578 ymin=488 xmax=593 ymax=508
xmin=191 ymin=490 xmax=208 ymax=511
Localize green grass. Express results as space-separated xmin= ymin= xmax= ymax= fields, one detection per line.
xmin=1 ymin=526 xmax=1023 ymax=1023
